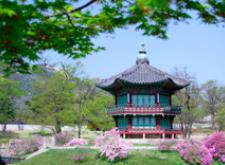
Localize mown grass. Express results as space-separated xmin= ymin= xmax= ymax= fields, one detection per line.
xmin=15 ymin=149 xmax=224 ymax=165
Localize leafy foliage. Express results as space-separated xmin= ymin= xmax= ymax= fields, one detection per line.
xmin=176 ymin=139 xmax=212 ymax=165
xmin=0 ymin=0 xmax=225 ymax=74
xmin=201 ymin=80 xmax=225 ymax=130
xmin=172 ymin=68 xmax=204 ymax=138
xmin=73 ymin=78 xmax=97 ymax=138
xmin=204 ymin=132 xmax=225 ymax=163
xmin=215 ymin=106 xmax=225 ymax=131
xmin=86 ymin=90 xmax=114 ymax=131
xmin=28 ymin=72 xmax=76 ymax=133
xmin=95 ymin=128 xmax=132 ymax=161
xmin=0 ymin=76 xmax=23 ymax=129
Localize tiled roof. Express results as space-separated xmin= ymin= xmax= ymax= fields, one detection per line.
xmin=97 ymin=58 xmax=189 ymax=90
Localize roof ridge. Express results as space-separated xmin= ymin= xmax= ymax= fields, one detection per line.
xmin=121 ymin=64 xmax=141 ymax=77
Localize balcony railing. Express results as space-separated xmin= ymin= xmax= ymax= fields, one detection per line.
xmin=105 ymin=105 xmax=181 ymax=115
xmin=119 ymin=128 xmax=182 ymax=135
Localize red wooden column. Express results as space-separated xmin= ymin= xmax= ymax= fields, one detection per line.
xmin=156 ymin=116 xmax=160 ymax=130
xmin=129 ymin=93 xmax=132 ymax=108
xmin=128 ymin=116 xmax=132 ymax=129
xmin=115 ymin=94 xmax=117 ymax=107
xmin=115 ymin=117 xmax=118 ymax=127
xmin=170 ymin=116 xmax=174 ymax=129
xmin=155 ymin=92 xmax=159 ymax=108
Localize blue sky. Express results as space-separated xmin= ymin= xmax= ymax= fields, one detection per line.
xmin=43 ymin=19 xmax=225 ymax=85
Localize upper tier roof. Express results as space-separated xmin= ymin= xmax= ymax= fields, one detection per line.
xmin=97 ymin=44 xmax=189 ymax=92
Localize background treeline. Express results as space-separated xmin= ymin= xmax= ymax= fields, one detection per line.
xmin=0 ymin=62 xmax=114 ymax=138
xmin=172 ymin=68 xmax=225 ymax=138
xmin=0 ymin=63 xmax=225 ymax=138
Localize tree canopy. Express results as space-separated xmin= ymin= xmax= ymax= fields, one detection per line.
xmin=0 ymin=76 xmax=23 ymax=131
xmin=0 ymin=0 xmax=225 ymax=74
xmin=28 ymin=72 xmax=76 ymax=133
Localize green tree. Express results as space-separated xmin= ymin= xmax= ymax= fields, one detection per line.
xmin=215 ymin=105 xmax=225 ymax=131
xmin=201 ymin=80 xmax=224 ymax=130
xmin=28 ymin=72 xmax=76 ymax=133
xmin=215 ymin=104 xmax=225 ymax=131
xmin=86 ymin=90 xmax=115 ymax=131
xmin=73 ymin=78 xmax=97 ymax=138
xmin=0 ymin=76 xmax=23 ymax=132
xmin=172 ymin=69 xmax=204 ymax=138
xmin=0 ymin=0 xmax=225 ymax=74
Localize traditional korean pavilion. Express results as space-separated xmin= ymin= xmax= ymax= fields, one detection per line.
xmin=97 ymin=44 xmax=189 ymax=139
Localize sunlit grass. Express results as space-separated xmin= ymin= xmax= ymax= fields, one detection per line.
xmin=15 ymin=149 xmax=224 ymax=165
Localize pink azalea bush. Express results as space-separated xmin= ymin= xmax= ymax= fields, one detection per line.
xmin=95 ymin=128 xmax=132 ymax=161
xmin=158 ymin=140 xmax=176 ymax=151
xmin=64 ymin=138 xmax=87 ymax=147
xmin=0 ymin=145 xmax=16 ymax=157
xmin=0 ymin=137 xmax=43 ymax=157
xmin=54 ymin=131 xmax=73 ymax=146
xmin=204 ymin=131 xmax=225 ymax=163
xmin=7 ymin=138 xmax=41 ymax=156
xmin=71 ymin=153 xmax=87 ymax=163
xmin=176 ymin=139 xmax=212 ymax=165
xmin=33 ymin=135 xmax=44 ymax=149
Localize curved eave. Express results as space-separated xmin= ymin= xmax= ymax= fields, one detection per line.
xmin=97 ymin=77 xmax=189 ymax=93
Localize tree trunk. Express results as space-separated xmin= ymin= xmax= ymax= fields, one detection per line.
xmin=211 ymin=110 xmax=215 ymax=130
xmin=55 ymin=118 xmax=62 ymax=133
xmin=187 ymin=124 xmax=192 ymax=138
xmin=2 ymin=124 xmax=7 ymax=133
xmin=77 ymin=125 xmax=81 ymax=138
xmin=182 ymin=127 xmax=188 ymax=139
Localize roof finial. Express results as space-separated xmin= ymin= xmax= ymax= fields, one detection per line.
xmin=138 ymin=42 xmax=147 ymax=59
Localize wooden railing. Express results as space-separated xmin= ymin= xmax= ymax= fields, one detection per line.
xmin=119 ymin=128 xmax=181 ymax=135
xmin=105 ymin=105 xmax=181 ymax=115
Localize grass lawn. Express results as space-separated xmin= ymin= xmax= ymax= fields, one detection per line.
xmin=133 ymin=143 xmax=155 ymax=146
xmin=15 ymin=149 xmax=224 ymax=165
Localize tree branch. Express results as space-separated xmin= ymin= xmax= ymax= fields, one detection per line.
xmin=47 ymin=0 xmax=97 ymax=18
xmin=63 ymin=12 xmax=75 ymax=27
xmin=70 ymin=0 xmax=97 ymax=13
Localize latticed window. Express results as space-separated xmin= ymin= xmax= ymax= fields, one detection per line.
xmin=118 ymin=117 xmax=128 ymax=129
xmin=159 ymin=95 xmax=170 ymax=106
xmin=160 ymin=118 xmax=171 ymax=129
xmin=117 ymin=95 xmax=128 ymax=107
xmin=132 ymin=95 xmax=155 ymax=107
xmin=144 ymin=117 xmax=150 ymax=127
xmin=132 ymin=116 xmax=156 ymax=128
xmin=133 ymin=116 xmax=138 ymax=127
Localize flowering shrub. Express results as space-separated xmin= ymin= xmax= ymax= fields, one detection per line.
xmin=71 ymin=153 xmax=87 ymax=163
xmin=8 ymin=138 xmax=40 ymax=156
xmin=0 ymin=145 xmax=16 ymax=157
xmin=204 ymin=132 xmax=225 ymax=163
xmin=64 ymin=138 xmax=87 ymax=147
xmin=33 ymin=135 xmax=44 ymax=149
xmin=176 ymin=139 xmax=212 ymax=165
xmin=95 ymin=128 xmax=132 ymax=161
xmin=54 ymin=132 xmax=73 ymax=146
xmin=158 ymin=140 xmax=176 ymax=151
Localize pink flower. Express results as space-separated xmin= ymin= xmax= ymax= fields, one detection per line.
xmin=95 ymin=128 xmax=132 ymax=161
xmin=176 ymin=139 xmax=212 ymax=165
xmin=64 ymin=138 xmax=87 ymax=147
xmin=204 ymin=131 xmax=225 ymax=163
